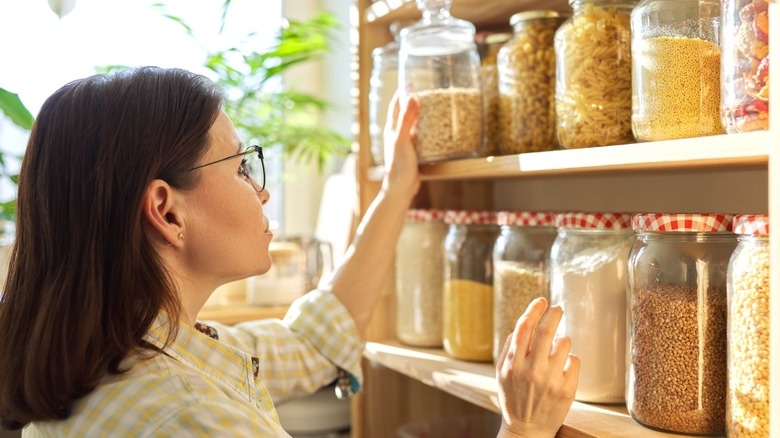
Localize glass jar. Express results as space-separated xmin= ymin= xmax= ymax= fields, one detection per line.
xmin=628 ymin=213 xmax=736 ymax=435
xmin=398 ymin=0 xmax=485 ymax=163
xmin=727 ymin=214 xmax=770 ymax=437
xmin=550 ymin=212 xmax=633 ymax=403
xmin=477 ymin=31 xmax=511 ymax=157
xmin=368 ymin=21 xmax=406 ymax=166
xmin=555 ymin=0 xmax=636 ymax=149
xmin=443 ymin=210 xmax=499 ymax=361
xmin=497 ymin=11 xmax=567 ymax=154
xmin=395 ymin=209 xmax=448 ymax=347
xmin=721 ymin=0 xmax=770 ymax=133
xmin=492 ymin=211 xmax=557 ymax=362
xmin=631 ymin=0 xmax=723 ymax=142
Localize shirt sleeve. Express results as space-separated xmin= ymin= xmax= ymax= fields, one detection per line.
xmin=204 ymin=289 xmax=364 ymax=404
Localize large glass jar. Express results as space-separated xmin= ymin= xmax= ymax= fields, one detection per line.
xmin=443 ymin=210 xmax=499 ymax=361
xmin=550 ymin=212 xmax=633 ymax=403
xmin=492 ymin=211 xmax=556 ymax=362
xmin=727 ymin=214 xmax=770 ymax=437
xmin=368 ymin=21 xmax=406 ymax=166
xmin=721 ymin=0 xmax=770 ymax=133
xmin=398 ymin=0 xmax=485 ymax=163
xmin=395 ymin=209 xmax=447 ymax=347
xmin=497 ymin=11 xmax=567 ymax=154
xmin=631 ymin=0 xmax=723 ymax=142
xmin=628 ymin=213 xmax=736 ymax=435
xmin=477 ymin=31 xmax=511 ymax=156
xmin=555 ymin=0 xmax=636 ymax=149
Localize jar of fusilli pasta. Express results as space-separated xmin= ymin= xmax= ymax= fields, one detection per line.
xmin=631 ymin=0 xmax=723 ymax=141
xmin=555 ymin=0 xmax=637 ymax=149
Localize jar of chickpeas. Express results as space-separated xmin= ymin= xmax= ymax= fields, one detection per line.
xmin=631 ymin=0 xmax=724 ymax=141
xmin=728 ymin=214 xmax=770 ymax=437
xmin=497 ymin=11 xmax=567 ymax=154
xmin=555 ymin=0 xmax=636 ymax=149
xmin=443 ymin=210 xmax=500 ymax=362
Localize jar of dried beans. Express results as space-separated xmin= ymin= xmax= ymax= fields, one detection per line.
xmin=728 ymin=214 xmax=770 ymax=436
xmin=443 ymin=210 xmax=499 ymax=361
xmin=631 ymin=0 xmax=724 ymax=141
xmin=550 ymin=212 xmax=633 ymax=403
xmin=554 ymin=0 xmax=637 ymax=149
xmin=497 ymin=11 xmax=567 ymax=154
xmin=628 ymin=213 xmax=736 ymax=435
xmin=395 ymin=209 xmax=448 ymax=347
xmin=398 ymin=0 xmax=485 ymax=163
xmin=721 ymin=0 xmax=770 ymax=133
xmin=492 ymin=211 xmax=556 ymax=363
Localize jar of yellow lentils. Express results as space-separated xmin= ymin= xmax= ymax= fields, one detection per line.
xmin=555 ymin=0 xmax=636 ymax=149
xmin=497 ymin=11 xmax=567 ymax=154
xmin=728 ymin=214 xmax=770 ymax=437
xmin=721 ymin=0 xmax=770 ymax=133
xmin=443 ymin=210 xmax=500 ymax=362
xmin=631 ymin=0 xmax=724 ymax=141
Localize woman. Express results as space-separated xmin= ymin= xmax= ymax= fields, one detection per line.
xmin=0 ymin=67 xmax=578 ymax=437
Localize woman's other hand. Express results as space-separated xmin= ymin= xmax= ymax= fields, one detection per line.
xmin=496 ymin=298 xmax=580 ymax=438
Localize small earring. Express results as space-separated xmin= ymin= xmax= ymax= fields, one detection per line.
xmin=177 ymin=233 xmax=185 ymax=241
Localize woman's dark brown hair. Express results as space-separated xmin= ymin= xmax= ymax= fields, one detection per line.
xmin=0 ymin=67 xmax=224 ymax=429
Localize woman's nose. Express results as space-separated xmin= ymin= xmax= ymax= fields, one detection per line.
xmin=258 ymin=187 xmax=270 ymax=206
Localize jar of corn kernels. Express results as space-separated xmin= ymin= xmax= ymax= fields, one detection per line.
xmin=727 ymin=214 xmax=770 ymax=437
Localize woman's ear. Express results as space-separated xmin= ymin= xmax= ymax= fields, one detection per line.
xmin=141 ymin=179 xmax=184 ymax=247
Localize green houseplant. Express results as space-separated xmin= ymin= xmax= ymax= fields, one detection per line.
xmin=0 ymin=88 xmax=32 ymax=217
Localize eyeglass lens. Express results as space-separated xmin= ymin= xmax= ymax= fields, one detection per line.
xmin=245 ymin=147 xmax=265 ymax=192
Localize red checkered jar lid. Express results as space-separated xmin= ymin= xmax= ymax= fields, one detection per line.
xmin=497 ymin=211 xmax=555 ymax=227
xmin=443 ymin=210 xmax=498 ymax=225
xmin=555 ymin=212 xmax=632 ymax=230
xmin=632 ymin=213 xmax=734 ymax=232
xmin=405 ymin=209 xmax=445 ymax=222
xmin=733 ymin=214 xmax=769 ymax=236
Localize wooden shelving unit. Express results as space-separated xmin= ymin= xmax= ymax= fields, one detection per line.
xmin=351 ymin=0 xmax=778 ymax=436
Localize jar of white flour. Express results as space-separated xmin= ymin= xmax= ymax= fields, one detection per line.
xmin=550 ymin=212 xmax=633 ymax=403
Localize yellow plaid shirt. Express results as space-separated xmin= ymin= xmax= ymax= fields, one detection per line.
xmin=24 ymin=289 xmax=363 ymax=437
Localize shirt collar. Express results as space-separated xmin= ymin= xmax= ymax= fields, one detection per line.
xmin=143 ymin=314 xmax=260 ymax=403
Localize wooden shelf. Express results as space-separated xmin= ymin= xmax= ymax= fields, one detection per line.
xmin=366 ymin=0 xmax=570 ymax=28
xmin=366 ymin=341 xmax=694 ymax=438
xmin=197 ymin=304 xmax=288 ymax=325
xmin=367 ymin=132 xmax=770 ymax=182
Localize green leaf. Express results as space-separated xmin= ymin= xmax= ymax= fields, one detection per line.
xmin=0 ymin=88 xmax=33 ymax=130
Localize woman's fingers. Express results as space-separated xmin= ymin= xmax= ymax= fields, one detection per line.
xmin=511 ymin=297 xmax=549 ymax=358
xmin=528 ymin=304 xmax=563 ymax=364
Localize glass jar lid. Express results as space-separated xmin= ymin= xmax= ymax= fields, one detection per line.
xmin=443 ymin=210 xmax=497 ymax=225
xmin=497 ymin=211 xmax=555 ymax=227
xmin=733 ymin=214 xmax=769 ymax=236
xmin=400 ymin=0 xmax=476 ymax=57
xmin=405 ymin=208 xmax=445 ymax=222
xmin=631 ymin=213 xmax=734 ymax=232
xmin=555 ymin=212 xmax=632 ymax=229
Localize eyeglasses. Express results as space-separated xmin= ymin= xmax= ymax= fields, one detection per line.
xmin=189 ymin=145 xmax=265 ymax=192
